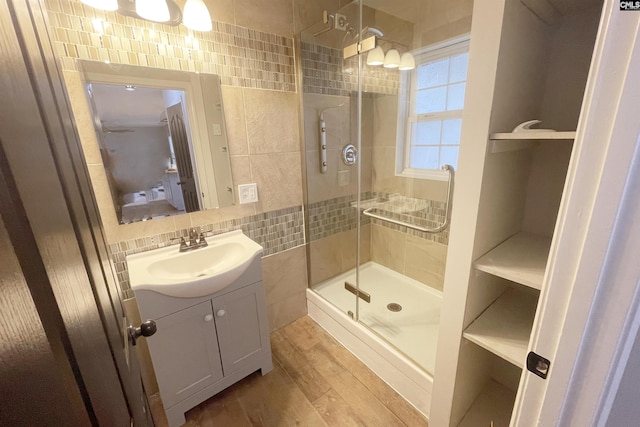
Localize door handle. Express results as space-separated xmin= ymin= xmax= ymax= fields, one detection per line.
xmin=128 ymin=320 xmax=157 ymax=346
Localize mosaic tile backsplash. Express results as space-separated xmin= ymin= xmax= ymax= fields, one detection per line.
xmin=301 ymin=42 xmax=400 ymax=96
xmin=111 ymin=206 xmax=304 ymax=297
xmin=45 ymin=0 xmax=296 ymax=91
xmin=308 ymin=192 xmax=449 ymax=245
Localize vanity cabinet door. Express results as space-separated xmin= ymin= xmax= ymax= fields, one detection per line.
xmin=148 ymin=300 xmax=223 ymax=408
xmin=212 ymin=282 xmax=269 ymax=376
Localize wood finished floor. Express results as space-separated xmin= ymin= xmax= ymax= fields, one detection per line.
xmin=153 ymin=315 xmax=428 ymax=427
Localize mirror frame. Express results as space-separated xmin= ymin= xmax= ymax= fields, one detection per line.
xmin=78 ymin=60 xmax=235 ymax=223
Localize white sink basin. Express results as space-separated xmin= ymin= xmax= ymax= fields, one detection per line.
xmin=127 ymin=230 xmax=263 ymax=298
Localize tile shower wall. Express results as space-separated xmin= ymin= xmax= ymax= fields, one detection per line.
xmin=307 ymin=191 xmax=449 ymax=290
xmin=46 ymin=0 xmax=296 ymax=91
xmin=301 ymin=42 xmax=400 ymax=96
xmin=307 ymin=192 xmax=449 ymax=245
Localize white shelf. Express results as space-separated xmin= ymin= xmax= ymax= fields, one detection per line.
xmin=463 ymin=287 xmax=538 ymax=367
xmin=474 ymin=232 xmax=552 ymax=290
xmin=489 ymin=131 xmax=575 ymax=153
xmin=490 ymin=131 xmax=576 ymax=140
xmin=458 ymin=380 xmax=517 ymax=427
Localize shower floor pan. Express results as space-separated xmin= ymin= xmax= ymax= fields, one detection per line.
xmin=307 ymin=261 xmax=442 ymax=417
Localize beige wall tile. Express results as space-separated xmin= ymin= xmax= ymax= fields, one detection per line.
xmin=293 ymin=0 xmax=341 ymax=34
xmin=309 ymin=234 xmax=342 ymax=285
xmin=408 ymin=178 xmax=448 ymax=202
xmin=372 ymin=146 xmax=408 ymax=195
xmin=221 ymin=85 xmax=248 ymax=156
xmin=268 ymin=291 xmax=307 ymax=332
xmin=372 ymin=94 xmax=398 ymax=148
xmin=251 ymin=152 xmax=303 ymax=212
xmin=234 ymin=0 xmax=294 ymax=37
xmin=262 ymin=246 xmax=307 ymax=305
xmin=244 ymin=89 xmax=300 ymax=155
xmin=188 ymin=202 xmax=256 ymax=228
xmin=229 ymin=155 xmax=252 ymax=203
xmin=341 ymin=224 xmax=371 ymax=271
xmin=306 ymin=149 xmax=354 ymax=204
xmin=205 ymin=0 xmax=235 ymax=25
xmin=370 ymin=224 xmax=406 ymax=274
xmin=404 ymin=235 xmax=448 ymax=291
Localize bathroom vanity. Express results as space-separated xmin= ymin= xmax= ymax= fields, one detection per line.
xmin=127 ymin=230 xmax=272 ymax=427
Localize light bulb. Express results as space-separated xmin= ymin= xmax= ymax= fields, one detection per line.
xmin=366 ymin=46 xmax=384 ymax=66
xmin=383 ymin=49 xmax=400 ymax=68
xmin=81 ymin=0 xmax=118 ymax=11
xmin=399 ymin=52 xmax=416 ymax=70
xmin=135 ymin=0 xmax=170 ymax=22
xmin=183 ymin=0 xmax=212 ymax=31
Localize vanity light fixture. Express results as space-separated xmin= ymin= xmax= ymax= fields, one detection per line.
xmin=135 ymin=0 xmax=170 ymax=23
xmin=366 ymin=46 xmax=385 ymax=66
xmin=399 ymin=52 xmax=416 ymax=70
xmin=81 ymin=0 xmax=213 ymax=32
xmin=367 ymin=46 xmax=415 ymax=71
xmin=125 ymin=85 xmax=136 ymax=91
xmin=183 ymin=0 xmax=213 ymax=32
xmin=383 ymin=49 xmax=400 ymax=68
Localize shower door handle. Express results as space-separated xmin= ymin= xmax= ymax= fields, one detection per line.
xmin=345 ymin=281 xmax=370 ymax=303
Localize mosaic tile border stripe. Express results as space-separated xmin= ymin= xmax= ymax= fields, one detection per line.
xmin=45 ymin=0 xmax=296 ymax=91
xmin=110 ymin=206 xmax=304 ymax=296
xmin=307 ymin=192 xmax=449 ymax=245
xmin=301 ymin=42 xmax=399 ymax=96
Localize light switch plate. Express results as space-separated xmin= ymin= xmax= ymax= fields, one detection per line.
xmin=238 ymin=183 xmax=258 ymax=204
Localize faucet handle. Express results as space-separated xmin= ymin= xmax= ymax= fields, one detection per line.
xmin=188 ymin=228 xmax=199 ymax=245
xmin=198 ymin=232 xmax=208 ymax=246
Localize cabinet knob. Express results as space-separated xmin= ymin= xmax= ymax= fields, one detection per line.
xmin=216 ymin=309 xmax=226 ymax=317
xmin=204 ymin=314 xmax=213 ymax=322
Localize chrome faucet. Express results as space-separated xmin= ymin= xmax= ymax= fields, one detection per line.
xmin=171 ymin=228 xmax=209 ymax=252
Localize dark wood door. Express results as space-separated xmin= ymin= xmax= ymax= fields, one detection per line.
xmin=167 ymin=102 xmax=200 ymax=212
xmin=0 ymin=0 xmax=151 ymax=424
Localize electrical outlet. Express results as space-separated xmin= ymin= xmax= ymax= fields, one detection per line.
xmin=238 ymin=183 xmax=258 ymax=204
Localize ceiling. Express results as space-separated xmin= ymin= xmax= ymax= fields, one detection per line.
xmin=90 ymin=83 xmax=168 ymax=129
xmin=361 ymin=0 xmax=603 ymax=25
xmin=363 ymin=0 xmax=422 ymax=24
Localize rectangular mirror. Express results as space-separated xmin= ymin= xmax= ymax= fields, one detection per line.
xmin=79 ymin=60 xmax=234 ymax=224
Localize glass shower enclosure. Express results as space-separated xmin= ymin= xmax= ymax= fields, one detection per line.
xmin=300 ymin=0 xmax=464 ymax=375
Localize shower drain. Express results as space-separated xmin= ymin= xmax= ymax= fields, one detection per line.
xmin=387 ymin=303 xmax=402 ymax=312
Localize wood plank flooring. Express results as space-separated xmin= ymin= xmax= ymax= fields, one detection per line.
xmin=152 ymin=316 xmax=428 ymax=427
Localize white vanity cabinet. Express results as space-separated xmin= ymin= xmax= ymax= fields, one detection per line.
xmin=134 ymin=257 xmax=272 ymax=427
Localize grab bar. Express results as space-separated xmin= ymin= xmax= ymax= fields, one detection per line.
xmin=362 ymin=164 xmax=455 ymax=234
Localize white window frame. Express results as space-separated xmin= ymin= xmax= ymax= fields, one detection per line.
xmin=395 ymin=35 xmax=470 ymax=181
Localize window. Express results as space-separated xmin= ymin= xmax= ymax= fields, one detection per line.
xmin=396 ymin=36 xmax=470 ymax=180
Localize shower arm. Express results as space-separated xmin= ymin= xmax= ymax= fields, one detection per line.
xmin=362 ymin=164 xmax=455 ymax=234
